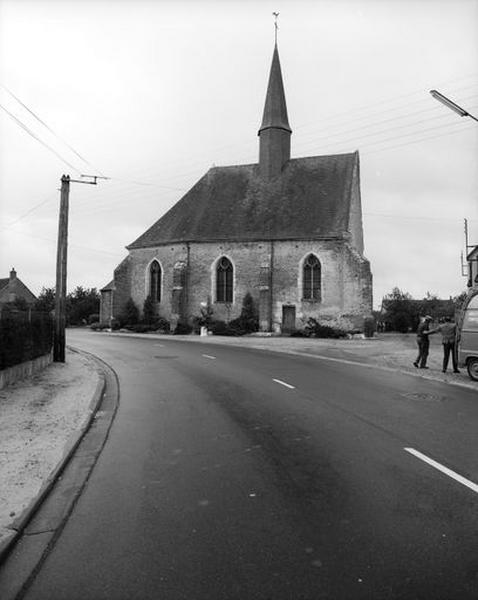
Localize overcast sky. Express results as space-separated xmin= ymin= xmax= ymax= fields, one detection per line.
xmin=1 ymin=0 xmax=477 ymax=309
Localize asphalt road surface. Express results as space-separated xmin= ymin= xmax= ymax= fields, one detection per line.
xmin=18 ymin=331 xmax=478 ymax=599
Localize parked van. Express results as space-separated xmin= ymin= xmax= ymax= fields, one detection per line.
xmin=457 ymin=290 xmax=478 ymax=381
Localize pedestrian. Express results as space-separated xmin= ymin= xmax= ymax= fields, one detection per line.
xmin=427 ymin=316 xmax=460 ymax=373
xmin=414 ymin=315 xmax=433 ymax=369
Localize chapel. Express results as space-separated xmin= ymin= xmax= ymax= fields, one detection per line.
xmin=100 ymin=42 xmax=373 ymax=333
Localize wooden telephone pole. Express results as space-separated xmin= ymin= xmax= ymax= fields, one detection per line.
xmin=53 ymin=175 xmax=70 ymax=362
xmin=53 ymin=173 xmax=104 ymax=362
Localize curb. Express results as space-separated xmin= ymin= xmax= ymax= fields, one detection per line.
xmin=0 ymin=347 xmax=107 ymax=564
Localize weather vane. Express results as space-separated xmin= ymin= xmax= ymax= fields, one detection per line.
xmin=272 ymin=12 xmax=279 ymax=44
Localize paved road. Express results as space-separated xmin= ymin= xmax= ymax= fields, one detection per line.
xmin=20 ymin=331 xmax=478 ymax=598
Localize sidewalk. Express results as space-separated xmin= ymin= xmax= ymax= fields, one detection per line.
xmin=0 ymin=332 xmax=475 ymax=553
xmin=0 ymin=349 xmax=101 ymax=552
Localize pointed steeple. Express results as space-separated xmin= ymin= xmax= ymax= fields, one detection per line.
xmin=258 ymin=43 xmax=292 ymax=179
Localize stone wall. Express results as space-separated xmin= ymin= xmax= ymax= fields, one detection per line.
xmin=111 ymin=237 xmax=372 ymax=332
xmin=100 ymin=290 xmax=112 ymax=324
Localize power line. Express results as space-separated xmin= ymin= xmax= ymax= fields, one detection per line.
xmin=0 ymin=193 xmax=57 ymax=232
xmin=4 ymin=228 xmax=125 ymax=258
xmin=293 ymin=73 xmax=478 ymax=133
xmin=0 ymin=102 xmax=82 ymax=174
xmin=0 ymin=84 xmax=106 ymax=177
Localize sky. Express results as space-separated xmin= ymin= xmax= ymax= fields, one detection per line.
xmin=0 ymin=0 xmax=477 ymax=310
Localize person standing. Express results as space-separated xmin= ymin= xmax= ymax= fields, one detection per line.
xmin=427 ymin=316 xmax=460 ymax=373
xmin=414 ymin=315 xmax=433 ymax=369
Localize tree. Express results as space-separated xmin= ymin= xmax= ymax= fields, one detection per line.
xmin=228 ymin=292 xmax=259 ymax=334
xmin=238 ymin=292 xmax=259 ymax=333
xmin=381 ymin=287 xmax=415 ymax=333
xmin=143 ymin=295 xmax=155 ymax=325
xmin=121 ymin=297 xmax=140 ymax=327
xmin=34 ymin=287 xmax=55 ymax=313
xmin=66 ymin=287 xmax=100 ymax=326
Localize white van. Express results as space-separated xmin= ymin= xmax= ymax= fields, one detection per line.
xmin=457 ymin=290 xmax=478 ymax=381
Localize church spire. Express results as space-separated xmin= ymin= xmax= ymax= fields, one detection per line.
xmin=258 ymin=24 xmax=292 ymax=179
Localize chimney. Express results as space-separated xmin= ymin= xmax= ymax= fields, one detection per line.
xmin=10 ymin=267 xmax=17 ymax=280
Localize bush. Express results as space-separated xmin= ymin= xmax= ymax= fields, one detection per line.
xmin=90 ymin=322 xmax=110 ymax=331
xmin=174 ymin=322 xmax=193 ymax=335
xmin=303 ymin=318 xmax=348 ymax=339
xmin=127 ymin=323 xmax=152 ymax=333
xmin=234 ymin=293 xmax=259 ymax=334
xmin=120 ymin=298 xmax=140 ymax=327
xmin=143 ymin=295 xmax=155 ymax=326
xmin=0 ymin=310 xmax=53 ymax=369
xmin=363 ymin=317 xmax=375 ymax=338
xmin=208 ymin=320 xmax=241 ymax=336
xmin=88 ymin=313 xmax=100 ymax=325
xmin=153 ymin=317 xmax=170 ymax=333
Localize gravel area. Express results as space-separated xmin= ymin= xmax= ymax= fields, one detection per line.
xmin=0 ymin=349 xmax=100 ymax=544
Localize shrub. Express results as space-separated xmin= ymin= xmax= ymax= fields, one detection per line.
xmin=303 ymin=318 xmax=348 ymax=339
xmin=110 ymin=318 xmax=121 ymax=331
xmin=209 ymin=320 xmax=243 ymax=336
xmin=90 ymin=322 xmax=110 ymax=331
xmin=0 ymin=310 xmax=53 ymax=369
xmin=174 ymin=322 xmax=193 ymax=335
xmin=209 ymin=320 xmax=228 ymax=335
xmin=88 ymin=313 xmax=100 ymax=325
xmin=153 ymin=317 xmax=170 ymax=333
xmin=363 ymin=317 xmax=375 ymax=338
xmin=143 ymin=295 xmax=155 ymax=326
xmin=120 ymin=298 xmax=140 ymax=327
xmin=127 ymin=323 xmax=152 ymax=333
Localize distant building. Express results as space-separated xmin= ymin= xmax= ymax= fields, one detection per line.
xmin=467 ymin=245 xmax=478 ymax=291
xmin=101 ymin=41 xmax=373 ymax=332
xmin=0 ymin=268 xmax=37 ymax=309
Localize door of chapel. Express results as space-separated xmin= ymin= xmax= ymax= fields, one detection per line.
xmin=281 ymin=305 xmax=296 ymax=334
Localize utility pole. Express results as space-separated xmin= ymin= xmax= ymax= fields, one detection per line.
xmin=54 ymin=175 xmax=70 ymax=362
xmin=53 ymin=173 xmax=106 ymax=362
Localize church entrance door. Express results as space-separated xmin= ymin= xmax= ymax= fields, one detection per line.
xmin=281 ymin=305 xmax=296 ymax=334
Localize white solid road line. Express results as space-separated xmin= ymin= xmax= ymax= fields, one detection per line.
xmin=404 ymin=447 xmax=478 ymax=494
xmin=273 ymin=378 xmax=295 ymax=389
xmin=202 ymin=354 xmax=217 ymax=360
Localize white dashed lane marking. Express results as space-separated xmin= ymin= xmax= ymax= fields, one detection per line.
xmin=273 ymin=378 xmax=295 ymax=389
xmin=404 ymin=447 xmax=478 ymax=494
xmin=202 ymin=354 xmax=217 ymax=360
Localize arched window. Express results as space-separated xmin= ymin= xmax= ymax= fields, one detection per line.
xmin=303 ymin=254 xmax=321 ymax=301
xmin=149 ymin=260 xmax=161 ymax=303
xmin=216 ymin=257 xmax=233 ymax=303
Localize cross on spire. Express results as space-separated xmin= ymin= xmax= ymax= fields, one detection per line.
xmin=272 ymin=12 xmax=279 ymax=45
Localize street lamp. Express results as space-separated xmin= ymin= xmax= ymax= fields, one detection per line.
xmin=430 ymin=89 xmax=478 ymax=288
xmin=430 ymin=89 xmax=478 ymax=123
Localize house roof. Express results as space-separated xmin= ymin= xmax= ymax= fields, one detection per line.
xmin=0 ymin=278 xmax=9 ymax=291
xmin=128 ymin=152 xmax=358 ymax=249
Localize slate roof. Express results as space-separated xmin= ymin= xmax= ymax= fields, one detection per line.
xmin=0 ymin=278 xmax=9 ymax=291
xmin=128 ymin=152 xmax=358 ymax=249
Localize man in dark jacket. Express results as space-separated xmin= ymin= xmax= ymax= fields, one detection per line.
xmin=428 ymin=316 xmax=460 ymax=373
xmin=414 ymin=315 xmax=433 ymax=369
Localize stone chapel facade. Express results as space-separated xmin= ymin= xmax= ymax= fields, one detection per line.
xmin=100 ymin=43 xmax=372 ymax=333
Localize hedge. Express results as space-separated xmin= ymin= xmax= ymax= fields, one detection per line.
xmin=0 ymin=310 xmax=54 ymax=370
